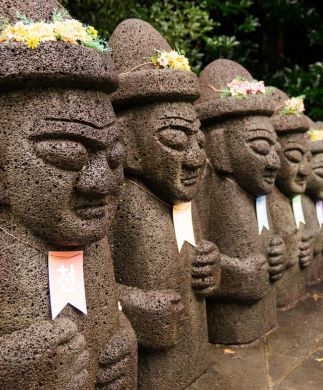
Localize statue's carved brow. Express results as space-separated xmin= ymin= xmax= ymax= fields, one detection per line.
xmin=44 ymin=117 xmax=115 ymax=129
xmin=161 ymin=116 xmax=197 ymax=123
xmin=246 ymin=128 xmax=273 ymax=133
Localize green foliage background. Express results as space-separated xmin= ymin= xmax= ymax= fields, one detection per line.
xmin=62 ymin=0 xmax=323 ymax=121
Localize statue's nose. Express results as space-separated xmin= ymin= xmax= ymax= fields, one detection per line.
xmin=183 ymin=138 xmax=206 ymax=170
xmin=75 ymin=151 xmax=119 ymax=196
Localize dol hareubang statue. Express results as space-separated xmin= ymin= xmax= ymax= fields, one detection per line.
xmin=195 ymin=59 xmax=286 ymax=344
xmin=109 ymin=19 xmax=221 ymax=390
xmin=302 ymin=123 xmax=323 ymax=285
xmin=268 ymin=94 xmax=312 ymax=309
xmin=0 ymin=2 xmax=137 ymax=389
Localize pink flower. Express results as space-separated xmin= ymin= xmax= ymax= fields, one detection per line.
xmin=227 ymin=78 xmax=266 ymax=97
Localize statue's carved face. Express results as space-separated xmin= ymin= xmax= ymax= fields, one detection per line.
xmin=0 ymin=89 xmax=124 ymax=246
xmin=226 ymin=116 xmax=281 ymax=196
xmin=127 ymin=102 xmax=206 ymax=204
xmin=275 ymin=133 xmax=311 ymax=197
xmin=306 ymin=151 xmax=323 ymax=199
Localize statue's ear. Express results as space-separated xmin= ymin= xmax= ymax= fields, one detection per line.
xmin=0 ymin=167 xmax=8 ymax=205
xmin=117 ymin=115 xmax=143 ymax=175
xmin=206 ymin=127 xmax=232 ymax=173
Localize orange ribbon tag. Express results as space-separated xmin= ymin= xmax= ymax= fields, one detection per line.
xmin=48 ymin=251 xmax=87 ymax=320
xmin=173 ymin=202 xmax=196 ymax=252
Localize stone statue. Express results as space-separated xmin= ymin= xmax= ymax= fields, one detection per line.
xmin=303 ymin=122 xmax=323 ymax=285
xmin=195 ymin=59 xmax=286 ymax=344
xmin=109 ymin=19 xmax=221 ymax=390
xmin=268 ymin=93 xmax=312 ymax=309
xmin=0 ymin=2 xmax=137 ymax=389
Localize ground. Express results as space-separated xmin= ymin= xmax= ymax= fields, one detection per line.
xmin=189 ymin=283 xmax=323 ymax=390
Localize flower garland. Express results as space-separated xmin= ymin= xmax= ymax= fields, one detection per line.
xmin=219 ymin=76 xmax=274 ymax=98
xmin=0 ymin=10 xmax=110 ymax=52
xmin=150 ymin=49 xmax=191 ymax=71
xmin=308 ymin=128 xmax=323 ymax=142
xmin=279 ymin=95 xmax=305 ymax=116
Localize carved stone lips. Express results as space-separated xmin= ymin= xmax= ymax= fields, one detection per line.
xmin=181 ymin=174 xmax=199 ymax=186
xmin=264 ymin=176 xmax=275 ymax=185
xmin=264 ymin=171 xmax=277 ymax=185
xmin=295 ymin=177 xmax=306 ymax=185
xmin=74 ymin=198 xmax=108 ymax=219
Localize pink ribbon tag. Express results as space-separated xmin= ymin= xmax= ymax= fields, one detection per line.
xmin=173 ymin=202 xmax=196 ymax=252
xmin=48 ymin=251 xmax=87 ymax=320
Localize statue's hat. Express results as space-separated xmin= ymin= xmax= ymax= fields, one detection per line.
xmin=109 ymin=19 xmax=199 ymax=108
xmin=0 ymin=0 xmax=117 ymax=92
xmin=195 ymin=58 xmax=285 ymax=124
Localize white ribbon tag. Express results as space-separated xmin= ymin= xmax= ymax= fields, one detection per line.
xmin=292 ymin=195 xmax=305 ymax=229
xmin=173 ymin=202 xmax=196 ymax=252
xmin=48 ymin=251 xmax=87 ymax=320
xmin=256 ymin=195 xmax=270 ymax=234
xmin=316 ymin=200 xmax=323 ymax=227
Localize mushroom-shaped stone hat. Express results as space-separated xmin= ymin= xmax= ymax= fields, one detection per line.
xmin=270 ymin=90 xmax=312 ymax=135
xmin=109 ymin=18 xmax=199 ymax=108
xmin=308 ymin=121 xmax=323 ymax=153
xmin=0 ymin=0 xmax=117 ymax=93
xmin=195 ymin=58 xmax=285 ymax=124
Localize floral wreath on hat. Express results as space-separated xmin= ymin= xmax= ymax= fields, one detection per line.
xmin=0 ymin=9 xmax=110 ymax=52
xmin=150 ymin=49 xmax=191 ymax=71
xmin=220 ymin=76 xmax=274 ymax=98
xmin=122 ymin=48 xmax=191 ymax=74
xmin=205 ymin=76 xmax=275 ymax=99
xmin=278 ymin=95 xmax=305 ymax=116
xmin=308 ymin=128 xmax=323 ymax=142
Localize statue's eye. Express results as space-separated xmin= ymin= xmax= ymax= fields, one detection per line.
xmin=249 ymin=138 xmax=271 ymax=155
xmin=108 ymin=141 xmax=125 ymax=170
xmin=158 ymin=128 xmax=188 ymax=151
xmin=284 ymin=149 xmax=303 ymax=163
xmin=196 ymin=130 xmax=206 ymax=149
xmin=34 ymin=140 xmax=89 ymax=171
xmin=314 ymin=167 xmax=323 ymax=179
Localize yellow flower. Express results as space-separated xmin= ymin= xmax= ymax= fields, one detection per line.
xmin=61 ymin=19 xmax=87 ymax=41
xmin=155 ymin=50 xmax=191 ymax=71
xmin=168 ymin=51 xmax=189 ymax=70
xmin=25 ymin=36 xmax=40 ymax=49
xmin=308 ymin=129 xmax=323 ymax=142
xmin=53 ymin=21 xmax=76 ymax=44
xmin=283 ymin=96 xmax=305 ymax=115
xmin=28 ymin=22 xmax=55 ymax=42
xmin=169 ymin=54 xmax=190 ymax=71
xmin=1 ymin=22 xmax=28 ymax=42
xmin=87 ymin=26 xmax=98 ymax=37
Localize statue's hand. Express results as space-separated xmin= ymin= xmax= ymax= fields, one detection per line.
xmin=0 ymin=318 xmax=89 ymax=390
xmin=192 ymin=239 xmax=221 ymax=296
xmin=299 ymin=230 xmax=313 ymax=268
xmin=120 ymin=288 xmax=184 ymax=351
xmin=267 ymin=235 xmax=286 ymax=282
xmin=96 ymin=314 xmax=137 ymax=390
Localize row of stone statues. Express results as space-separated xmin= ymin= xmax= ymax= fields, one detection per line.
xmin=0 ymin=1 xmax=322 ymax=389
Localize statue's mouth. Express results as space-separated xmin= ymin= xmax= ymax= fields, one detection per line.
xmin=264 ymin=176 xmax=275 ymax=185
xmin=295 ymin=177 xmax=306 ymax=186
xmin=74 ymin=198 xmax=108 ymax=220
xmin=263 ymin=170 xmax=277 ymax=185
xmin=181 ymin=171 xmax=200 ymax=186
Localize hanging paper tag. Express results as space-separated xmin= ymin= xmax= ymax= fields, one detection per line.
xmin=292 ymin=195 xmax=305 ymax=229
xmin=316 ymin=200 xmax=323 ymax=227
xmin=48 ymin=251 xmax=87 ymax=320
xmin=256 ymin=195 xmax=270 ymax=234
xmin=173 ymin=202 xmax=196 ymax=252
